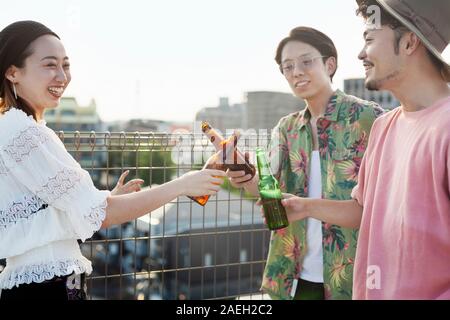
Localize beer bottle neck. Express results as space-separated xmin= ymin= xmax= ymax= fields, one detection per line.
xmin=256 ymin=150 xmax=281 ymax=199
xmin=202 ymin=122 xmax=225 ymax=151
xmin=256 ymin=149 xmax=273 ymax=178
xmin=202 ymin=122 xmax=251 ymax=169
xmin=258 ymin=163 xmax=272 ymax=177
xmin=221 ymin=133 xmax=238 ymax=164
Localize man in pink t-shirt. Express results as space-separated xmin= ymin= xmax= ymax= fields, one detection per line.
xmin=277 ymin=0 xmax=450 ymax=299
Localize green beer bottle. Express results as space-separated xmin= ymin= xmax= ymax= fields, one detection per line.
xmin=256 ymin=148 xmax=289 ymax=230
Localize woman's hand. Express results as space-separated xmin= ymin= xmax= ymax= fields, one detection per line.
xmin=111 ymin=170 xmax=145 ymax=196
xmin=178 ymin=169 xmax=226 ymax=197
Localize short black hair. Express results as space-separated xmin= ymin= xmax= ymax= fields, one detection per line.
xmin=275 ymin=26 xmax=338 ymax=81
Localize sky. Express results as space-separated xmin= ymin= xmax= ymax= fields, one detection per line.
xmin=1 ymin=0 xmax=369 ymax=122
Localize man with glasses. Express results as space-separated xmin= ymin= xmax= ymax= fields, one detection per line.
xmin=226 ymin=26 xmax=384 ymax=299
xmin=279 ymin=0 xmax=450 ymax=299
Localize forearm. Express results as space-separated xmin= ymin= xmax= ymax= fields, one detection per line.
xmin=102 ymin=178 xmax=184 ymax=228
xmin=306 ymin=198 xmax=363 ymax=229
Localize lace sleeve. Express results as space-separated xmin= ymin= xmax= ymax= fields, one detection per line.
xmin=0 ymin=122 xmax=110 ymax=241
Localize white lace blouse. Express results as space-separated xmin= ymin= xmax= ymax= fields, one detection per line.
xmin=0 ymin=108 xmax=110 ymax=290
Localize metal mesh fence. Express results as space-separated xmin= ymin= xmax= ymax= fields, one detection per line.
xmin=54 ymin=131 xmax=272 ymax=300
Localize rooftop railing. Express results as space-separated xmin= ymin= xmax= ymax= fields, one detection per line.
xmin=55 ymin=130 xmax=272 ymax=300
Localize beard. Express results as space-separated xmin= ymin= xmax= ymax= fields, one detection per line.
xmin=365 ymin=70 xmax=400 ymax=91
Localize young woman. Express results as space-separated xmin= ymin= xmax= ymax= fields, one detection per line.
xmin=0 ymin=20 xmax=225 ymax=300
xmin=227 ymin=27 xmax=384 ymax=299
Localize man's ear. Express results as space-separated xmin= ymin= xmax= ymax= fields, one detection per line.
xmin=326 ymin=56 xmax=337 ymax=77
xmin=402 ymin=32 xmax=421 ymax=55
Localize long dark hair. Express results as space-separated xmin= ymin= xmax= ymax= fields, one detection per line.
xmin=0 ymin=21 xmax=60 ymax=120
xmin=0 ymin=44 xmax=37 ymax=120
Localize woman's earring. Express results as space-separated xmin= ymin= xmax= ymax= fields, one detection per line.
xmin=12 ymin=83 xmax=17 ymax=99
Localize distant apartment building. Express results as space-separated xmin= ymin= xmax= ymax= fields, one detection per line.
xmin=44 ymin=97 xmax=104 ymax=132
xmin=196 ymin=92 xmax=305 ymax=133
xmin=344 ymin=78 xmax=399 ymax=110
xmin=246 ymin=91 xmax=305 ymax=130
xmin=107 ymin=119 xmax=191 ymax=134
xmin=44 ymin=97 xmax=104 ymax=183
xmin=195 ymin=97 xmax=245 ymax=134
xmin=116 ymin=119 xmax=171 ymax=133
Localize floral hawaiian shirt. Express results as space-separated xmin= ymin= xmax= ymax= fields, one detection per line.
xmin=261 ymin=90 xmax=384 ymax=300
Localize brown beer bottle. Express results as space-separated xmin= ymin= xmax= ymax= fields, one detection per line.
xmin=201 ymin=121 xmax=255 ymax=177
xmin=188 ymin=131 xmax=238 ymax=206
xmin=188 ymin=122 xmax=256 ymax=206
xmin=256 ymin=148 xmax=289 ymax=230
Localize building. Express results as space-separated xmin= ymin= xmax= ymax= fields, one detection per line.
xmin=107 ymin=119 xmax=191 ymax=134
xmin=44 ymin=97 xmax=105 ymax=183
xmin=195 ymin=97 xmax=245 ymax=134
xmin=196 ymin=93 xmax=305 ymax=134
xmin=119 ymin=119 xmax=171 ymax=133
xmin=44 ymin=97 xmax=104 ymax=132
xmin=245 ymin=91 xmax=305 ymax=131
xmin=344 ymin=78 xmax=399 ymax=110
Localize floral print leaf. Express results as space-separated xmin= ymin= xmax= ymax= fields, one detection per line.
xmin=337 ymin=180 xmax=357 ymax=190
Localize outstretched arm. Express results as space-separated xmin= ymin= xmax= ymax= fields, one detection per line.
xmin=102 ymin=169 xmax=226 ymax=228
xmin=281 ymin=194 xmax=363 ymax=229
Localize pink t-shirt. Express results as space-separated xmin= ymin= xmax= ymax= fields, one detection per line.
xmin=351 ymin=95 xmax=450 ymax=300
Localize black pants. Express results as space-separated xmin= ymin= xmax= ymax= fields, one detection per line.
xmin=293 ymin=278 xmax=325 ymax=300
xmin=0 ymin=273 xmax=87 ymax=300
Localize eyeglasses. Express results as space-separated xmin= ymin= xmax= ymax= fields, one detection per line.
xmin=280 ymin=55 xmax=328 ymax=75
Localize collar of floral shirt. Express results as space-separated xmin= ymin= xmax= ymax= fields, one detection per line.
xmin=298 ymin=89 xmax=345 ymax=130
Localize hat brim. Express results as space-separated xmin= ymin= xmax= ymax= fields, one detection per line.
xmin=375 ymin=0 xmax=450 ymax=68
